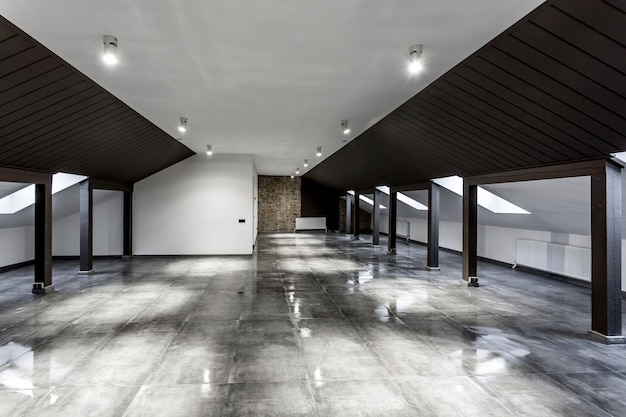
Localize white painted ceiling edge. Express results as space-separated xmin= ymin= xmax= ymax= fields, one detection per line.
xmin=0 ymin=0 xmax=544 ymax=176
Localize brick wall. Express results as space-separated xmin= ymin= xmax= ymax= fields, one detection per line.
xmin=258 ymin=176 xmax=301 ymax=232
xmin=338 ymin=199 xmax=372 ymax=233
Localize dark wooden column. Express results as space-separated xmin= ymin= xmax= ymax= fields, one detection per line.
xmin=372 ymin=189 xmax=381 ymax=246
xmin=345 ymin=192 xmax=352 ymax=234
xmin=353 ymin=191 xmax=360 ymax=240
xmin=33 ymin=182 xmax=53 ymax=293
xmin=387 ymin=190 xmax=397 ymax=254
xmin=79 ymin=180 xmax=94 ymax=274
xmin=426 ymin=182 xmax=440 ymax=271
xmin=588 ymin=161 xmax=624 ymax=344
xmin=462 ymin=180 xmax=479 ymax=287
xmin=123 ymin=190 xmax=133 ymax=257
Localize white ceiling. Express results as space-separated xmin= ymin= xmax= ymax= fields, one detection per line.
xmin=0 ymin=0 xmax=544 ymax=176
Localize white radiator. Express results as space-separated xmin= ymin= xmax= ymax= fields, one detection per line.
xmin=515 ymin=239 xmax=590 ymax=281
xmin=397 ymin=221 xmax=410 ymax=241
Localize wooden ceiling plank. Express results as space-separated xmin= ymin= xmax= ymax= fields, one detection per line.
xmin=393 ymin=105 xmax=512 ymax=172
xmin=483 ymin=48 xmax=626 ymax=138
xmin=0 ymin=66 xmax=75 ymax=103
xmin=0 ymin=56 xmax=63 ymax=94
xmin=0 ymin=35 xmax=34 ymax=61
xmin=513 ymin=23 xmax=626 ymax=99
xmin=452 ymin=68 xmax=607 ymax=156
xmin=403 ymin=98 xmax=536 ymax=166
xmin=554 ymin=0 xmax=626 ymax=46
xmin=531 ymin=6 xmax=626 ymax=73
xmin=0 ymin=77 xmax=90 ymax=119
xmin=419 ymin=91 xmax=549 ymax=165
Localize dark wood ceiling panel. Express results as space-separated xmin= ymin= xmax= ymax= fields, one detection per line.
xmin=0 ymin=16 xmax=194 ymax=184
xmin=532 ymin=6 xmax=626 ymax=73
xmin=306 ymin=0 xmax=626 ymax=191
xmin=1 ymin=98 xmax=123 ymax=160
xmin=395 ymin=105 xmax=512 ymax=170
xmin=1 ymin=67 xmax=74 ymax=103
xmin=513 ymin=24 xmax=626 ymax=99
xmin=0 ymin=35 xmax=33 ymax=60
xmin=475 ymin=50 xmax=618 ymax=154
xmin=418 ymin=92 xmax=549 ymax=165
xmin=464 ymin=58 xmax=618 ymax=154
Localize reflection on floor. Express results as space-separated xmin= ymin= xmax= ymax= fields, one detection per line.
xmin=1 ymin=232 xmax=626 ymax=416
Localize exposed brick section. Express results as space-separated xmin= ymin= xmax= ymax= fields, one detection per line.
xmin=338 ymin=199 xmax=371 ymax=233
xmin=258 ymin=176 xmax=301 ymax=232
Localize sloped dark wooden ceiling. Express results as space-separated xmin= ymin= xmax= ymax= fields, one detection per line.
xmin=306 ymin=0 xmax=626 ymax=191
xmin=0 ymin=16 xmax=194 ymax=184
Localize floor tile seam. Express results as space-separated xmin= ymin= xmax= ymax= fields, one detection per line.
xmin=533 ymin=371 xmax=618 ymax=417
xmin=458 ymin=375 xmax=520 ymax=417
xmin=305 ymin=264 xmax=347 ymax=319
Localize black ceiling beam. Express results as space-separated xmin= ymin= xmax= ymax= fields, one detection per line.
xmin=0 ymin=165 xmax=50 ymax=184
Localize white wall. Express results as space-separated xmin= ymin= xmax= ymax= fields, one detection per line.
xmin=381 ymin=213 xmax=626 ymax=290
xmin=0 ymin=225 xmax=34 ymax=267
xmin=52 ymin=190 xmax=124 ymax=256
xmin=134 ymin=154 xmax=255 ymax=255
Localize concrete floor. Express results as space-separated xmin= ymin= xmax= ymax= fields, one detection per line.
xmin=1 ymin=232 xmax=626 ymax=416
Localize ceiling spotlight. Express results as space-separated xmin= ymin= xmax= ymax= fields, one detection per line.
xmin=408 ymin=44 xmax=424 ymax=74
xmin=341 ymin=120 xmax=350 ymax=135
xmin=178 ymin=117 xmax=188 ymax=133
xmin=206 ymin=145 xmax=213 ymax=155
xmin=290 ymin=174 xmax=295 ymax=179
xmin=296 ymin=167 xmax=300 ymax=175
xmin=316 ymin=146 xmax=322 ymax=157
xmin=303 ymin=159 xmax=309 ymax=168
xmin=102 ymin=35 xmax=118 ymax=65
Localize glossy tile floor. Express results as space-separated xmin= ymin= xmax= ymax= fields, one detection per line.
xmin=1 ymin=232 xmax=626 ymax=416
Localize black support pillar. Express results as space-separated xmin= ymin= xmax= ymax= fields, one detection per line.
xmin=387 ymin=190 xmax=397 ymax=254
xmin=462 ymin=180 xmax=479 ymax=287
xmin=353 ymin=191 xmax=360 ymax=240
xmin=426 ymin=182 xmax=440 ymax=271
xmin=123 ymin=190 xmax=133 ymax=257
xmin=372 ymin=189 xmax=381 ymax=246
xmin=588 ymin=161 xmax=624 ymax=344
xmin=345 ymin=192 xmax=352 ymax=234
xmin=79 ymin=180 xmax=94 ymax=274
xmin=33 ymin=182 xmax=53 ymax=293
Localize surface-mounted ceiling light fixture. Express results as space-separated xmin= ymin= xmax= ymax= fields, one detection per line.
xmin=102 ymin=35 xmax=118 ymax=65
xmin=206 ymin=145 xmax=213 ymax=155
xmin=408 ymin=44 xmax=423 ymax=74
xmin=296 ymin=167 xmax=300 ymax=175
xmin=303 ymin=159 xmax=309 ymax=167
xmin=316 ymin=146 xmax=322 ymax=157
xmin=290 ymin=174 xmax=295 ymax=179
xmin=341 ymin=120 xmax=350 ymax=135
xmin=178 ymin=117 xmax=188 ymax=133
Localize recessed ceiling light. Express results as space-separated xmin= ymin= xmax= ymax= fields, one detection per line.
xmin=102 ymin=35 xmax=118 ymax=65
xmin=408 ymin=44 xmax=423 ymax=74
xmin=341 ymin=120 xmax=350 ymax=135
xmin=178 ymin=117 xmax=188 ymax=133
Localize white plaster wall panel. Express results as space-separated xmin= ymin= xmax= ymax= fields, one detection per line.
xmin=134 ymin=154 xmax=254 ymax=255
xmin=52 ymin=190 xmax=124 ymax=257
xmin=0 ymin=226 xmax=32 ymax=267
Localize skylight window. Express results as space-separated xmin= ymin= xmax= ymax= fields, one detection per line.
xmin=611 ymin=152 xmax=626 ymax=166
xmin=348 ymin=191 xmax=387 ymax=209
xmin=376 ymin=186 xmax=428 ymax=211
xmin=0 ymin=173 xmax=87 ymax=214
xmin=433 ymin=176 xmax=529 ymax=214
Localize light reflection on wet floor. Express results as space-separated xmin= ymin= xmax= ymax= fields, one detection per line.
xmin=0 ymin=232 xmax=626 ymax=416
